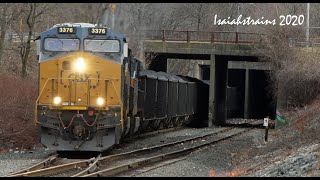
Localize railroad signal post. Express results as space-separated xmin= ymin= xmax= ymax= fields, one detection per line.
xmin=263 ymin=116 xmax=269 ymax=142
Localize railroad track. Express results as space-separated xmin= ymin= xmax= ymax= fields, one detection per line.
xmin=7 ymin=127 xmax=252 ymax=177
xmin=6 ymin=154 xmax=100 ymax=177
xmin=7 ymin=153 xmax=59 ymax=176
xmin=81 ymin=127 xmax=252 ymax=177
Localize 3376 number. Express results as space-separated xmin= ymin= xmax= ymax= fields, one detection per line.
xmin=90 ymin=28 xmax=106 ymax=34
xmin=58 ymin=27 xmax=74 ymax=33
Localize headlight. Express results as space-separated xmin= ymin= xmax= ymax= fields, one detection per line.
xmin=53 ymin=96 xmax=61 ymax=105
xmin=75 ymin=57 xmax=85 ymax=72
xmin=97 ymin=97 xmax=104 ymax=106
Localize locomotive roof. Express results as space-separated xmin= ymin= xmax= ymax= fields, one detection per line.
xmin=51 ymin=22 xmax=97 ymax=29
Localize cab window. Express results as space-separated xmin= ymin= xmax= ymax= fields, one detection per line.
xmin=44 ymin=38 xmax=80 ymax=51
xmin=84 ymin=39 xmax=120 ymax=53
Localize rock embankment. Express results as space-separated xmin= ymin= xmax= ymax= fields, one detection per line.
xmin=252 ymin=143 xmax=320 ymax=177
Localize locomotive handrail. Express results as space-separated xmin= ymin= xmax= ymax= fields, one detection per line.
xmin=35 ymin=78 xmax=51 ymax=125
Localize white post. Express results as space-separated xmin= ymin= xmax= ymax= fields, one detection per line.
xmin=306 ymin=3 xmax=310 ymax=42
xmin=263 ymin=116 xmax=269 ymax=142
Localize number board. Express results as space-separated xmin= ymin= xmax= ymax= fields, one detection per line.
xmin=57 ymin=27 xmax=76 ymax=34
xmin=89 ymin=28 xmax=107 ymax=35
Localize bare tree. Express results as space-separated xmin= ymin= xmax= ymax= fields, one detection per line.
xmin=0 ymin=3 xmax=16 ymax=66
xmin=250 ymin=3 xmax=320 ymax=109
xmin=120 ymin=4 xmax=160 ymax=58
xmin=159 ymin=5 xmax=190 ymax=31
xmin=11 ymin=3 xmax=56 ymax=78
xmin=181 ymin=3 xmax=215 ymax=31
xmin=63 ymin=3 xmax=109 ymax=24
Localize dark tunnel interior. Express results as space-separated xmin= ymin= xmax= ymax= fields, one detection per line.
xmin=248 ymin=70 xmax=276 ymax=119
xmin=226 ymin=69 xmax=276 ymax=120
xmin=227 ymin=69 xmax=245 ymax=119
xmin=200 ymin=65 xmax=210 ymax=80
xmin=226 ymin=70 xmax=275 ymax=120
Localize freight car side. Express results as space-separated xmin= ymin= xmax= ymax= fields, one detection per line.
xmin=178 ymin=76 xmax=209 ymax=127
xmin=122 ymin=70 xmax=197 ymax=136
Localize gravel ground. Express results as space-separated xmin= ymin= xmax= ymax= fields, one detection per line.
xmin=0 ymin=147 xmax=56 ymax=176
xmin=109 ymin=126 xmax=229 ymax=154
xmin=134 ymin=128 xmax=265 ymax=177
xmin=132 ymin=127 xmax=320 ymax=177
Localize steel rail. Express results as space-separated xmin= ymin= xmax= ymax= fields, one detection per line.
xmin=7 ymin=154 xmax=59 ymax=176
xmin=81 ymin=128 xmax=252 ymax=177
xmin=73 ymin=127 xmax=233 ymax=177
xmin=7 ymin=156 xmax=98 ymax=177
xmin=71 ymin=154 xmax=102 ymax=177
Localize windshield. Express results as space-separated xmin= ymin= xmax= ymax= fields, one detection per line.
xmin=84 ymin=39 xmax=120 ymax=53
xmin=44 ymin=38 xmax=80 ymax=51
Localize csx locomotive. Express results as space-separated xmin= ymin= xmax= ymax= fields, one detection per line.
xmin=35 ymin=23 xmax=201 ymax=152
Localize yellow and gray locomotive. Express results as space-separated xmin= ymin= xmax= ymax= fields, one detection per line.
xmin=35 ymin=23 xmax=199 ymax=152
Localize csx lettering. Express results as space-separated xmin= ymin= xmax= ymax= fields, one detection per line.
xmin=68 ymin=73 xmax=91 ymax=82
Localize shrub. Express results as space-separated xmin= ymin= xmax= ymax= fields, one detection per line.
xmin=0 ymin=73 xmax=38 ymax=149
